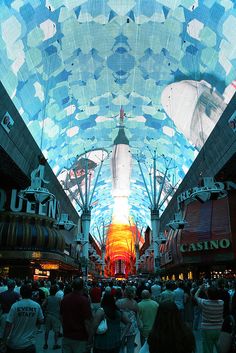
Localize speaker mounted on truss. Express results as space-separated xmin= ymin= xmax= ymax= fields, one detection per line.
xmin=18 ymin=156 xmax=55 ymax=205
xmin=166 ymin=212 xmax=187 ymax=230
xmin=190 ymin=177 xmax=227 ymax=203
xmin=55 ymin=213 xmax=76 ymax=231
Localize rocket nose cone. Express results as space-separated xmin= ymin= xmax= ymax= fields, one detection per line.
xmin=119 ymin=107 xmax=125 ymax=122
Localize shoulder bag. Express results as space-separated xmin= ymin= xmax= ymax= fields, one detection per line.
xmin=96 ymin=309 xmax=108 ymax=335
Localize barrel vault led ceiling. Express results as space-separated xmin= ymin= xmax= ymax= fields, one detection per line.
xmin=0 ymin=0 xmax=236 ymax=248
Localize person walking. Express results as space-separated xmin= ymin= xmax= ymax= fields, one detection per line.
xmin=137 ymin=290 xmax=159 ymax=346
xmin=195 ymin=284 xmax=224 ymax=353
xmin=159 ymin=281 xmax=174 ymax=303
xmin=150 ymin=280 xmax=161 ymax=303
xmin=60 ymin=277 xmax=93 ymax=353
xmin=0 ymin=279 xmax=20 ymax=339
xmin=90 ymin=281 xmax=102 ymax=314
xmin=1 ymin=284 xmax=44 ymax=353
xmin=116 ymin=286 xmax=138 ymax=353
xmin=173 ymin=281 xmax=186 ymax=321
xmin=139 ymin=301 xmax=195 ymax=353
xmin=93 ymin=292 xmax=131 ymax=353
xmin=42 ymin=284 xmax=61 ymax=350
xmin=55 ymin=282 xmax=64 ymax=301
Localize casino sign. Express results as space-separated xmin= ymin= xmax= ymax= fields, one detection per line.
xmin=180 ymin=239 xmax=231 ymax=253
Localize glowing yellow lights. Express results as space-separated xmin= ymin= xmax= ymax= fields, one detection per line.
xmin=32 ymin=251 xmax=42 ymax=259
xmin=106 ymin=223 xmax=134 ymax=260
xmin=188 ymin=271 xmax=193 ymax=280
xmin=41 ymin=263 xmax=59 ymax=270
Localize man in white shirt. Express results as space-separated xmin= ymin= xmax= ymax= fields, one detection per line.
xmin=2 ymin=284 xmax=44 ymax=353
xmin=173 ymin=281 xmax=186 ymax=321
xmin=151 ymin=280 xmax=161 ymax=302
xmin=55 ymin=282 xmax=64 ymax=301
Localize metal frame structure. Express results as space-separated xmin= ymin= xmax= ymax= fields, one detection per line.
xmin=136 ymin=151 xmax=178 ymax=272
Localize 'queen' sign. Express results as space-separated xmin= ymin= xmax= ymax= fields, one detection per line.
xmin=0 ymin=188 xmax=59 ymax=220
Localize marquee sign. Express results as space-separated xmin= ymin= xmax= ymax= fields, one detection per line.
xmin=0 ymin=188 xmax=59 ymax=220
xmin=180 ymin=239 xmax=231 ymax=253
xmin=177 ymin=181 xmax=236 ymax=207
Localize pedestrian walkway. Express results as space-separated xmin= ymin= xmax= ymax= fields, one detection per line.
xmin=35 ymin=326 xmax=207 ymax=353
xmin=35 ymin=326 xmax=62 ymax=353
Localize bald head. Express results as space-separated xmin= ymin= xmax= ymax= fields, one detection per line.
xmin=142 ymin=290 xmax=151 ymax=299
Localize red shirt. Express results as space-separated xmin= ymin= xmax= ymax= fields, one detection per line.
xmin=60 ymin=292 xmax=92 ymax=340
xmin=90 ymin=287 xmax=102 ymax=303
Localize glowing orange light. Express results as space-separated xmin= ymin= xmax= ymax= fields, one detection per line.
xmin=105 ymin=223 xmax=144 ymax=277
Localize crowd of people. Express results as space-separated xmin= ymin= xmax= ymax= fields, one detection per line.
xmin=0 ymin=276 xmax=236 ymax=353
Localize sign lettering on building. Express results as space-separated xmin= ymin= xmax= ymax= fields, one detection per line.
xmin=0 ymin=188 xmax=59 ymax=220
xmin=177 ymin=181 xmax=236 ymax=208
xmin=180 ymin=239 xmax=231 ymax=253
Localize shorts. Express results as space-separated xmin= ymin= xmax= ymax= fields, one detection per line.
xmin=45 ymin=314 xmax=61 ymax=332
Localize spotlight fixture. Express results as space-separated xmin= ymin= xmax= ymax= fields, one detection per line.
xmin=167 ymin=212 xmax=187 ymax=230
xmin=19 ymin=187 xmax=55 ymax=204
xmin=55 ymin=213 xmax=76 ymax=231
xmin=76 ymin=233 xmax=84 ymax=244
xmin=18 ymin=156 xmax=55 ymax=204
xmin=159 ymin=232 xmax=167 ymax=244
xmin=190 ymin=177 xmax=227 ymax=203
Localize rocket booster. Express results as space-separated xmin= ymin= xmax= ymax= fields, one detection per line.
xmin=111 ymin=108 xmax=132 ymax=198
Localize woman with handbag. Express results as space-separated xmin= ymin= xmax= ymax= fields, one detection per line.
xmin=93 ymin=292 xmax=131 ymax=353
xmin=116 ymin=286 xmax=139 ymax=353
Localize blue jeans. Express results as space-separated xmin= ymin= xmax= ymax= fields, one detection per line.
xmin=201 ymin=329 xmax=221 ymax=353
xmin=193 ymin=306 xmax=202 ymax=330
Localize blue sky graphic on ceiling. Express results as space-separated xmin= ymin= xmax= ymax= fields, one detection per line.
xmin=0 ymin=0 xmax=235 ymax=236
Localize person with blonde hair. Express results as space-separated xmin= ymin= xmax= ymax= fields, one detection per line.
xmin=116 ymin=286 xmax=138 ymax=353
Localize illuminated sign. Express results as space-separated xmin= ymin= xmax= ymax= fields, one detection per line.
xmin=41 ymin=263 xmax=59 ymax=270
xmin=35 ymin=269 xmax=50 ymax=276
xmin=180 ymin=239 xmax=231 ymax=253
xmin=0 ymin=188 xmax=59 ymax=219
xmin=177 ymin=181 xmax=236 ymax=207
xmin=1 ymin=112 xmax=14 ymax=133
xmin=32 ymin=251 xmax=42 ymax=259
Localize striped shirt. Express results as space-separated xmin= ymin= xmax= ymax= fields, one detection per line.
xmin=197 ymin=298 xmax=224 ymax=330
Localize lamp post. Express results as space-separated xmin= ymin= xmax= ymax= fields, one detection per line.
xmin=94 ymin=218 xmax=110 ymax=277
xmin=101 ymin=243 xmax=106 ymax=277
xmin=136 ymin=151 xmax=178 ymax=273
xmin=70 ymin=149 xmax=108 ymax=278
xmin=129 ymin=219 xmax=144 ymax=273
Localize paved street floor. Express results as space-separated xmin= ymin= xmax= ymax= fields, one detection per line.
xmin=35 ymin=326 xmax=209 ymax=353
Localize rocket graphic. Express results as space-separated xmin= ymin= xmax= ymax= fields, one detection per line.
xmin=106 ymin=108 xmax=142 ymax=277
xmin=111 ymin=107 xmax=132 ymax=202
